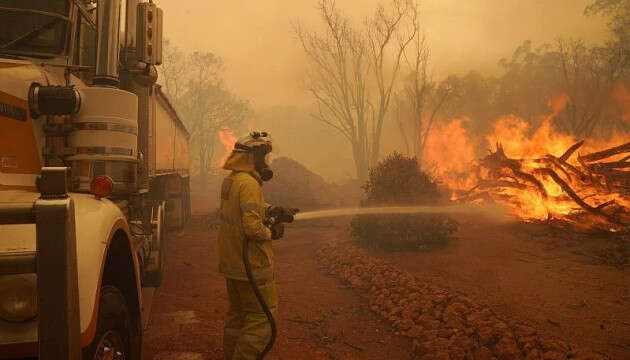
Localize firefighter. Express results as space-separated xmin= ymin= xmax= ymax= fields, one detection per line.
xmin=218 ymin=131 xmax=285 ymax=360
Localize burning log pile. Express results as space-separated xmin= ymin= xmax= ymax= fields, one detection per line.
xmin=459 ymin=140 xmax=630 ymax=232
xmin=316 ymin=242 xmax=609 ymax=360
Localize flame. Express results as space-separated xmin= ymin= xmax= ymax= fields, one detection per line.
xmin=217 ymin=127 xmax=237 ymax=167
xmin=422 ymin=117 xmax=476 ymax=191
xmin=429 ymin=93 xmax=630 ymax=231
xmin=486 ymin=94 xmax=575 ymax=160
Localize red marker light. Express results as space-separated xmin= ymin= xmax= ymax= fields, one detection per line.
xmin=90 ymin=175 xmax=114 ymax=199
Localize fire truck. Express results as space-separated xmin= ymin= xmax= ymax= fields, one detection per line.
xmin=0 ymin=1 xmax=190 ymax=359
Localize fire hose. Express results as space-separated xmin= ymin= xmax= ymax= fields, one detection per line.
xmin=242 ymin=236 xmax=276 ymax=360
xmin=242 ymin=207 xmax=299 ymax=360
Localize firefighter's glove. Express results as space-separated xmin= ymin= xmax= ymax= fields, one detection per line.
xmin=267 ymin=206 xmax=299 ymax=223
xmin=271 ymin=222 xmax=285 ymax=240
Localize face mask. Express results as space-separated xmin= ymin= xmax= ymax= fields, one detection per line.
xmin=258 ymin=166 xmax=274 ymax=182
xmin=253 ymin=144 xmax=273 ymax=182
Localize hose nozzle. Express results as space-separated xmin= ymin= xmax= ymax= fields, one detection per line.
xmin=265 ymin=206 xmax=299 ymax=226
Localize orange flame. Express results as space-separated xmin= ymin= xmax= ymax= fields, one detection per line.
xmin=217 ymin=127 xmax=237 ymax=167
xmin=481 ymin=94 xmax=582 ymax=220
xmin=430 ymin=93 xmax=629 ymax=229
xmin=486 ymin=94 xmax=575 ymax=160
xmin=422 ymin=117 xmax=476 ymax=191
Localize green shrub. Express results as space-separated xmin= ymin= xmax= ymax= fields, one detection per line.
xmin=362 ymin=152 xmax=439 ymax=206
xmin=352 ymin=153 xmax=457 ymax=251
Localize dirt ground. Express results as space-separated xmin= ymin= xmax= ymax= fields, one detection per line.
xmin=142 ymin=212 xmax=630 ymax=359
xmin=367 ymin=215 xmax=630 ymax=359
xmin=142 ymin=217 xmax=415 ymax=360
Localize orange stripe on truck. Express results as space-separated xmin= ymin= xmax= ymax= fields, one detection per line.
xmin=0 ymin=62 xmax=27 ymax=69
xmin=0 ymin=90 xmax=41 ymax=187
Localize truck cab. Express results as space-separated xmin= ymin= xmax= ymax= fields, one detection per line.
xmin=0 ymin=1 xmax=189 ymax=359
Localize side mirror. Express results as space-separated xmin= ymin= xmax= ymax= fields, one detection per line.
xmin=136 ymin=2 xmax=163 ymax=65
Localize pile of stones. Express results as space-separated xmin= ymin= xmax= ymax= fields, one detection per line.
xmin=315 ymin=242 xmax=608 ymax=360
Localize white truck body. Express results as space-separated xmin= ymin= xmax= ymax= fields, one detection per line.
xmin=0 ymin=1 xmax=189 ymax=358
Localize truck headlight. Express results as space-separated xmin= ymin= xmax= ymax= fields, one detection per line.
xmin=0 ymin=274 xmax=37 ymax=322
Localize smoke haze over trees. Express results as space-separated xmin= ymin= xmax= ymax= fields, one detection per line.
xmin=157 ymin=0 xmax=627 ymax=184
xmin=160 ymin=41 xmax=251 ymax=183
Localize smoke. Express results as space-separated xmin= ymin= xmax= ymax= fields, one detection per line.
xmin=158 ymin=0 xmax=608 ymax=183
xmin=158 ymin=0 xmax=606 ymax=110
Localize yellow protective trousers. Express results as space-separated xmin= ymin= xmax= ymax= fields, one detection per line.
xmin=223 ymin=278 xmax=278 ymax=360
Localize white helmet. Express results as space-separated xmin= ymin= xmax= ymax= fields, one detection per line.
xmin=233 ymin=131 xmax=274 ymax=181
xmin=233 ymin=131 xmax=273 ymax=153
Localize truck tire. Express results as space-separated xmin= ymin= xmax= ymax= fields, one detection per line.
xmin=83 ymin=285 xmax=140 ymax=360
xmin=143 ymin=202 xmax=166 ymax=287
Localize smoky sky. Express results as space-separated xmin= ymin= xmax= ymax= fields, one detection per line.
xmin=157 ymin=0 xmax=607 ymax=109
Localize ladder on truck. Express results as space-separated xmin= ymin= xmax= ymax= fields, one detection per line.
xmin=0 ymin=167 xmax=81 ymax=360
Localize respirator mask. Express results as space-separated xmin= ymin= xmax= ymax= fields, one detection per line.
xmin=234 ymin=131 xmax=274 ymax=182
xmin=252 ymin=143 xmax=273 ymax=182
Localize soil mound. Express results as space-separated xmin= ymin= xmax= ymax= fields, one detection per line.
xmin=265 ymin=157 xmax=360 ymax=210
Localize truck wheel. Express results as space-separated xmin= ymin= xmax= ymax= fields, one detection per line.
xmin=143 ymin=202 xmax=166 ymax=287
xmin=83 ymin=285 xmax=140 ymax=360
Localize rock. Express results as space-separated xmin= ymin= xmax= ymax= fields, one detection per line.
xmin=348 ymin=275 xmax=363 ymax=288
xmin=517 ymin=336 xmax=538 ymax=353
xmin=398 ymin=318 xmax=415 ymax=331
xmin=539 ymin=338 xmax=569 ymax=353
xmin=541 ymin=351 xmax=567 ymax=360
xmin=401 ymin=308 xmax=416 ymax=320
xmin=448 ymin=346 xmax=468 ymax=360
xmin=390 ymin=306 xmax=403 ymax=316
xmin=406 ymin=325 xmax=424 ymax=338
xmin=444 ymin=318 xmax=466 ymax=331
xmin=513 ymin=325 xmax=537 ymax=338
xmin=450 ymin=334 xmax=475 ymax=351
xmin=524 ymin=349 xmax=542 ymax=360
xmin=422 ymin=352 xmax=450 ymax=360
xmin=477 ymin=326 xmax=497 ymax=345
xmin=493 ymin=336 xmax=521 ymax=360
xmin=445 ymin=302 xmax=469 ymax=316
xmin=418 ymin=329 xmax=439 ymax=342
xmin=474 ymin=346 xmax=495 ymax=360
xmin=468 ymin=308 xmax=493 ymax=324
xmin=438 ymin=327 xmax=455 ymax=339
xmin=433 ymin=294 xmax=448 ymax=305
xmin=315 ymin=242 xmax=607 ymax=360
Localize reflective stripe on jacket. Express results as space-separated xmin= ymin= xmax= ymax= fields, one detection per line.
xmin=218 ymin=171 xmax=273 ymax=281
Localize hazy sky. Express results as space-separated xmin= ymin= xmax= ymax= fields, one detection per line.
xmin=157 ymin=0 xmax=608 ymax=109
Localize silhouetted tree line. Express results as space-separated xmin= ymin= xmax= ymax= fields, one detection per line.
xmin=423 ymin=0 xmax=630 ymax=148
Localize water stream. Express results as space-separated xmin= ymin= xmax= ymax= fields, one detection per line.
xmin=294 ymin=204 xmax=513 ymax=223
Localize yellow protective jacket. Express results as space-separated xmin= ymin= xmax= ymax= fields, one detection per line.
xmin=218 ymin=152 xmax=274 ymax=281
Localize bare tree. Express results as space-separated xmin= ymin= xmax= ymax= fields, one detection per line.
xmin=193 ymin=86 xmax=250 ymax=181
xmin=394 ymin=6 xmax=451 ymax=164
xmin=160 ymin=39 xmax=188 ymax=102
xmin=296 ymin=0 xmax=417 ymax=180
xmin=366 ymin=0 xmax=417 ymax=167
xmin=160 ymin=47 xmax=250 ymax=182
